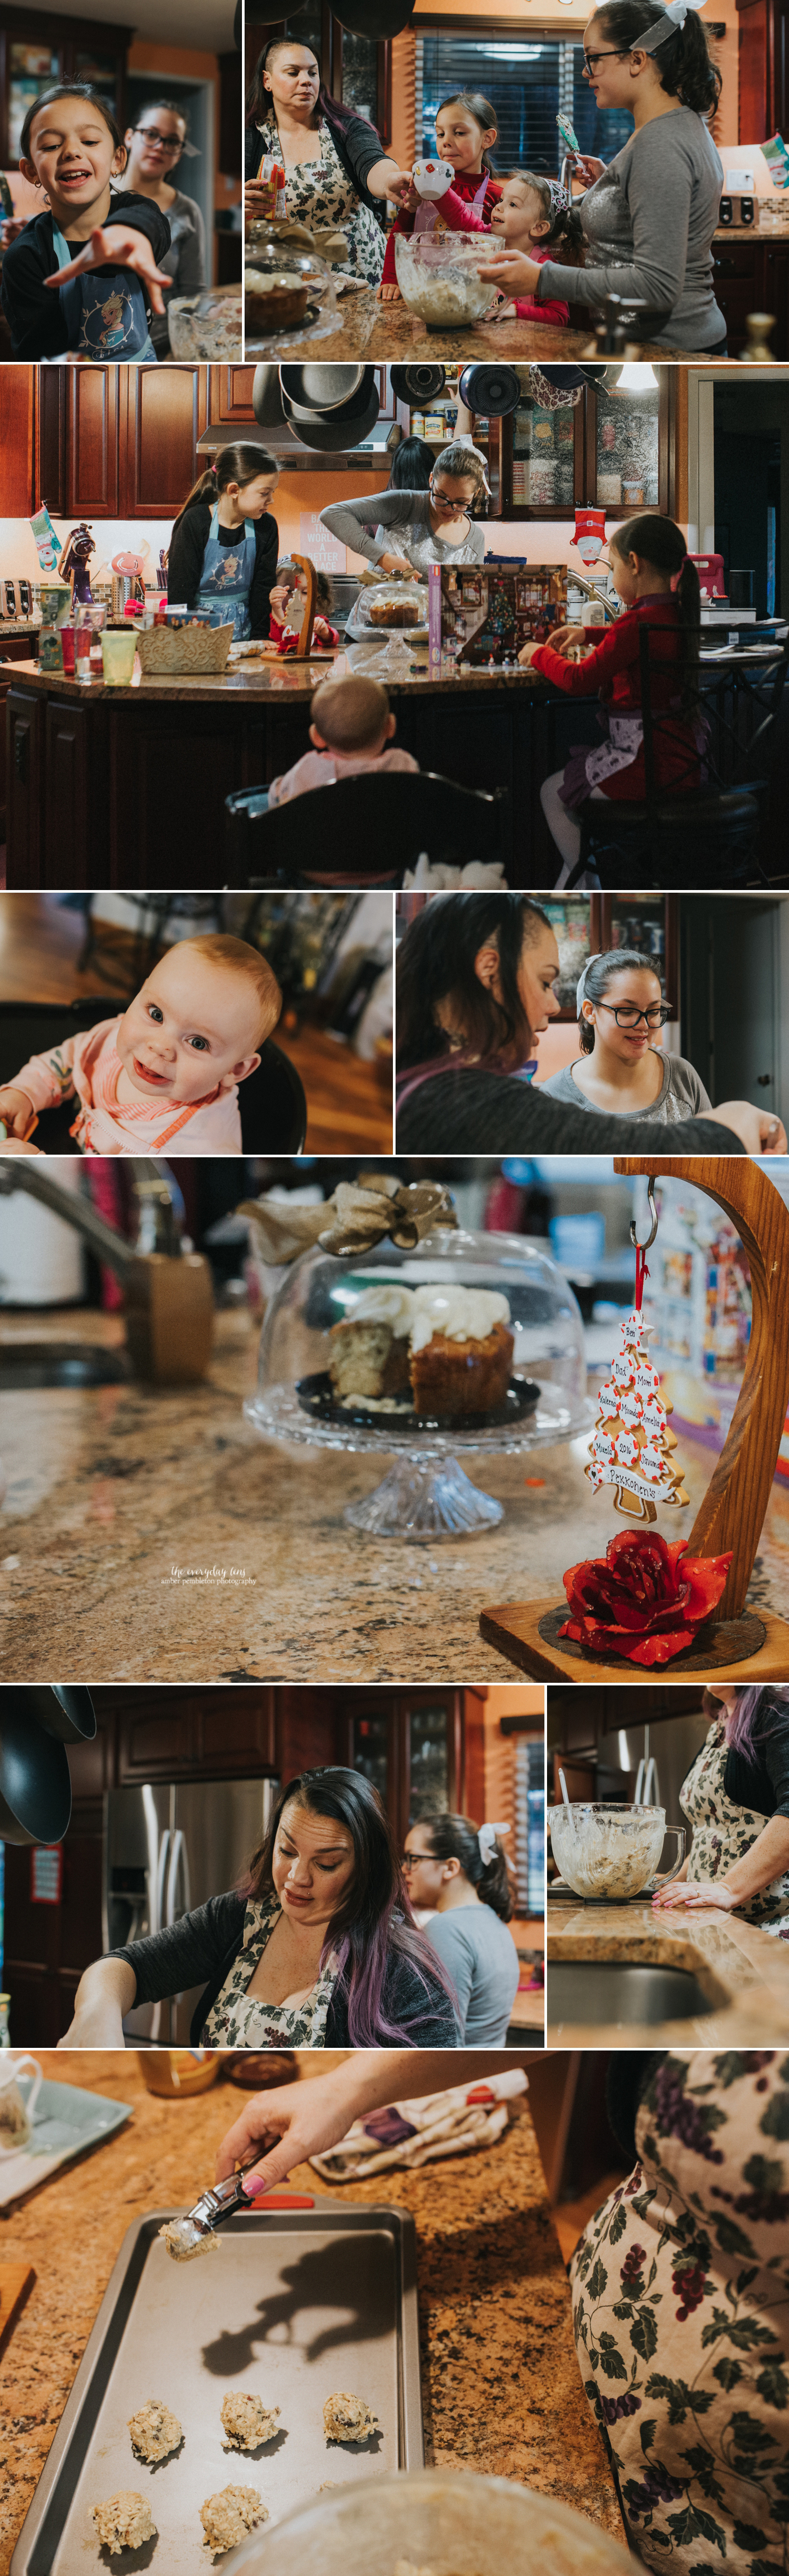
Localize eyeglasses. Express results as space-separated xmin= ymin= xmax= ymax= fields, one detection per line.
xmin=430 ymin=486 xmax=464 ymax=510
xmin=401 ymin=1851 xmax=434 ymax=1869
xmin=598 ymin=1002 xmax=672 ymax=1029
xmin=582 ymin=48 xmax=630 ymax=72
xmin=133 ymin=126 xmax=183 ymax=151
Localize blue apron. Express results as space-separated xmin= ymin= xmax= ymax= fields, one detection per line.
xmin=196 ymin=507 xmax=256 ymax=640
xmin=52 ymin=223 xmax=156 ymax=361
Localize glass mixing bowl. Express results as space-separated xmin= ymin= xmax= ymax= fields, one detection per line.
xmin=167 ymin=287 xmax=242 ymax=358
xmin=550 ymin=1802 xmax=685 ymax=1901
xmin=394 ymin=232 xmax=500 ymax=328
xmin=230 ymin=2469 xmax=643 ymax=2576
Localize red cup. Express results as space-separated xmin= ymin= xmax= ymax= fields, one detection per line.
xmin=60 ymin=625 xmax=76 ymax=673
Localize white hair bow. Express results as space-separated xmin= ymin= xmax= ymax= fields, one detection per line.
xmin=639 ymin=0 xmax=706 ymax=48
xmin=478 ymin=1821 xmax=510 ymax=1863
xmin=576 ymin=952 xmax=602 ymax=1015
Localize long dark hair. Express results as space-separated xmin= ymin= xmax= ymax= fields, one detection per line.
xmin=578 ymin=947 xmax=663 ymax=1054
xmin=172 ymin=442 xmax=278 ymax=530
xmin=388 ymin=437 xmax=436 ymax=493
xmin=246 ymin=37 xmax=380 ymax=152
xmin=610 ymin=512 xmax=701 ymax=704
xmin=710 ymin=1686 xmax=789 ymax=1758
xmin=437 ymin=89 xmax=499 ymax=176
xmin=21 ymin=82 xmax=124 ymax=163
xmin=591 ymin=0 xmax=721 ymax=115
xmin=397 ymin=892 xmax=552 ymax=1074
xmin=422 ymin=1813 xmax=513 ymax=1920
xmin=244 ymin=1767 xmax=458 ymax=2046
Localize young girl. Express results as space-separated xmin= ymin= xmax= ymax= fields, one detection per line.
xmin=167 ymin=445 xmax=288 ymax=642
xmin=430 ymin=168 xmax=575 ymax=327
xmin=378 ymin=89 xmax=500 ymax=302
xmin=268 ymin=565 xmax=339 ymax=655
xmin=2 ymin=85 xmax=170 ymax=360
xmin=541 ymin=946 xmax=711 ymax=1122
xmin=520 ymin=514 xmax=704 ymax=875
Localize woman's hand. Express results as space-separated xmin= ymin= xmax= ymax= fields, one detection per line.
xmin=245 ymin=180 xmax=282 ymax=219
xmin=572 ymin=155 xmax=604 ymax=187
xmin=476 ymin=250 xmax=542 ymax=296
xmin=652 ymin=1878 xmax=739 ymax=1912
xmin=377 ymin=280 xmax=402 ymax=302
xmin=0 ymin=1085 xmax=36 ymax=1140
xmin=710 ymin=1103 xmax=788 ymax=1155
xmin=46 ymin=228 xmax=170 ymax=317
xmin=378 ymin=553 xmax=414 ymax=575
xmin=367 ymin=160 xmax=412 ymax=204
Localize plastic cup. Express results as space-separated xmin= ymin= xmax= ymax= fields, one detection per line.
xmin=59 ymin=625 xmax=75 ymax=673
xmin=100 ymin=629 xmax=137 ymax=687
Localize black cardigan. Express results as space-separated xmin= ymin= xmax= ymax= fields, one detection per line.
xmin=722 ymin=1696 xmax=789 ymax=1820
xmin=113 ymin=1891 xmax=457 ymax=2047
xmin=167 ymin=505 xmax=279 ymax=637
xmin=1 ymin=193 xmax=170 ymax=360
xmin=245 ymin=110 xmax=386 ymax=217
xmin=396 ymin=1065 xmax=741 ymax=1158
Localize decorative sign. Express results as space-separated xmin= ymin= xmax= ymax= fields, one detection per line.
xmin=299 ymin=513 xmax=346 ymax=572
xmin=585 ymin=1245 xmax=690 ymax=1524
xmin=31 ymin=1845 xmax=63 ymax=1905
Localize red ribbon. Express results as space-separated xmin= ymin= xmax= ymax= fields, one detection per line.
xmin=635 ymin=1245 xmax=650 ymax=1311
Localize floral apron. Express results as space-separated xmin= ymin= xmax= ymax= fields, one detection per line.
xmin=680 ymin=1716 xmax=789 ymax=1935
xmin=51 ymin=222 xmax=156 ymax=360
xmin=201 ymin=1892 xmax=341 ymax=2047
xmin=255 ymin=115 xmax=384 ymax=282
xmin=571 ymin=2047 xmax=789 ymax=2576
xmin=197 ymin=506 xmax=256 ymax=639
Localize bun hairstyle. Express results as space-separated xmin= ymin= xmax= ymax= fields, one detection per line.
xmin=396 ymin=890 xmax=552 ymax=1073
xmin=21 ymin=83 xmax=124 ymax=162
xmin=246 ymin=1766 xmax=459 ymax=2046
xmin=421 ymin=1813 xmax=514 ymax=1921
xmin=610 ymin=512 xmax=701 ymax=702
xmin=173 ymin=442 xmax=278 ymax=528
xmin=435 ymin=439 xmax=490 ymax=514
xmin=576 ymin=947 xmax=663 ymax=1054
xmin=437 ymin=90 xmax=499 ymax=175
xmin=591 ymin=0 xmax=721 ymax=116
xmin=387 ymin=436 xmax=436 ymax=493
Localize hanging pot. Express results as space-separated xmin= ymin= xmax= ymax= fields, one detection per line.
xmin=530 ymin=363 xmax=608 ymax=400
xmin=458 ymin=364 xmax=521 ymax=418
xmin=280 ymin=369 xmax=380 ymax=450
xmin=0 ymin=1710 xmax=72 ymax=1846
xmin=252 ymin=364 xmax=286 ymax=428
xmin=389 ymin=365 xmax=446 ymax=405
xmin=17 ymin=1686 xmax=97 ymax=1743
xmin=248 ymin=0 xmax=309 ymax=19
xmin=279 ymin=363 xmax=366 ymax=414
xmin=333 ymin=0 xmax=415 ymax=33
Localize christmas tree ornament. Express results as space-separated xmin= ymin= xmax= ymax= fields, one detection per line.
xmin=585 ymin=1181 xmax=690 ymax=1523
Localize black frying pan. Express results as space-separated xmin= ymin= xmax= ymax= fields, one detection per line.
xmin=18 ymin=1687 xmax=97 ymax=1743
xmin=0 ymin=1709 xmax=72 ymax=1845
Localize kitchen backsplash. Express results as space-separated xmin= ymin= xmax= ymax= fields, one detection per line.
xmin=0 ymin=518 xmax=175 ymax=582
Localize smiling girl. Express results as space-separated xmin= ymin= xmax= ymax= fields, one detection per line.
xmin=2 ymin=84 xmax=170 ymax=360
xmin=378 ymin=88 xmax=501 ymax=302
xmin=541 ymin=947 xmax=711 ymax=1121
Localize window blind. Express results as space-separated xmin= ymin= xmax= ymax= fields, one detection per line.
xmin=417 ymin=32 xmax=634 ymax=176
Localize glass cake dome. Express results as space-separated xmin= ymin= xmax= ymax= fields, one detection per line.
xmin=245 ymin=1221 xmax=591 ymax=1540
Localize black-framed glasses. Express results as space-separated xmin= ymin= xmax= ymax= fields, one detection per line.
xmin=133 ymin=125 xmax=183 ymax=150
xmin=598 ymin=1002 xmax=673 ymax=1029
xmin=401 ymin=1850 xmax=434 ymax=1869
xmin=430 ymin=484 xmax=464 ymax=511
xmin=582 ymin=47 xmax=630 ymax=72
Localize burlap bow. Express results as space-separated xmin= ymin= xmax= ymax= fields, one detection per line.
xmin=239 ymin=1175 xmax=458 ymax=1266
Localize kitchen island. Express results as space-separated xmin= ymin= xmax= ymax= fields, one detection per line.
xmin=1 ymin=1305 xmax=787 ymax=1684
xmin=0 ymin=2050 xmax=623 ymax=2573
xmin=247 ymin=286 xmax=687 ymax=365
xmin=547 ymin=1892 xmax=789 ymax=2043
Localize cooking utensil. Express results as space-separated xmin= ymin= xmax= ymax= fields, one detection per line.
xmin=166 ymin=2176 xmax=316 ymax=2259
xmin=549 ymin=1800 xmax=686 ymax=1902
xmin=0 ymin=1709 xmax=72 ymax=1846
xmin=0 ymin=2076 xmax=132 ymax=2213
xmin=389 ymin=363 xmax=446 ymax=403
xmin=0 ymin=1164 xmax=214 ymax=1385
xmin=458 ymin=363 xmax=521 ymax=417
xmin=8 ymin=1687 xmax=96 ymax=1744
xmin=279 ymin=368 xmax=380 ymax=450
xmin=280 ymin=364 xmax=365 ymax=412
xmin=251 ymin=363 xmax=286 ymax=427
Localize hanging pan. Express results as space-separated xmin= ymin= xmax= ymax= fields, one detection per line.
xmin=0 ymin=1710 xmax=72 ymax=1846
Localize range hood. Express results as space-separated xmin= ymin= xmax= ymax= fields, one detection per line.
xmin=196 ymin=422 xmax=398 ymax=466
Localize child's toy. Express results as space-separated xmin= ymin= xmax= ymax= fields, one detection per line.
xmin=29 ymin=506 xmax=59 ymax=578
xmin=428 ymin=560 xmax=568 ymax=672
xmin=556 ymin=109 xmax=581 ymax=158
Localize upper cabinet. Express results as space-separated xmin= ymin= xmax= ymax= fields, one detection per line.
xmin=0 ymin=8 xmax=133 ymax=165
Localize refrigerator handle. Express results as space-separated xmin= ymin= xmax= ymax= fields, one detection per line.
xmin=644 ymin=1755 xmax=659 ymax=1806
xmin=166 ymin=1828 xmax=191 ymax=1927
xmin=155 ymin=1828 xmax=170 ymax=1937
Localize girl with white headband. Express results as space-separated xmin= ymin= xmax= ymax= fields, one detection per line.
xmin=478 ymin=0 xmax=727 ymax=355
xmin=541 ymin=944 xmax=711 ymax=1122
xmin=402 ymin=1814 xmax=520 ymax=2046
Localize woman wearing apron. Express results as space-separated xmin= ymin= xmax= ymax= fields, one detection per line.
xmin=3 ymin=84 xmax=170 ymax=360
xmin=653 ymin=1684 xmax=789 ymax=1935
xmin=245 ymin=38 xmax=410 ymax=287
xmin=319 ymin=442 xmax=489 ymax=603
xmin=59 ymin=1769 xmax=458 ymax=2049
xmin=166 ymin=444 xmax=288 ymax=642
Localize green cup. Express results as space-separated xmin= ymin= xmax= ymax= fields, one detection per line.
xmin=100 ymin=629 xmax=137 ymax=687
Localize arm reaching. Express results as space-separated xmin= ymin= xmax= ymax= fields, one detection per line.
xmin=215 ymin=2049 xmax=532 ymax=2191
xmin=46 ymin=227 xmax=171 ymax=318
xmin=58 ymin=1956 xmax=137 ymax=2047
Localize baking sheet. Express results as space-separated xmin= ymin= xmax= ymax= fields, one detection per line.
xmin=13 ymin=2206 xmax=422 ymax=2576
xmin=0 ymin=2078 xmax=133 ymax=2210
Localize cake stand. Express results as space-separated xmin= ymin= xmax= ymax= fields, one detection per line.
xmin=245 ymin=1224 xmax=593 ymax=1541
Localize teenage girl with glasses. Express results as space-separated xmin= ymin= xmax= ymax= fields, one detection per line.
xmin=540 ymin=947 xmax=712 ymax=1121
xmin=121 ymin=100 xmax=206 ymax=358
xmin=319 ymin=442 xmax=489 ymax=582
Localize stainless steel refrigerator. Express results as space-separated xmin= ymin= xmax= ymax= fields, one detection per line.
xmin=595 ymin=1712 xmax=710 ymax=1862
xmin=103 ymin=1777 xmax=278 ymax=2043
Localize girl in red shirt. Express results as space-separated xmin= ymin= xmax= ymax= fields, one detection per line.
xmin=378 ymin=88 xmax=501 ymax=301
xmin=519 ymin=513 xmax=704 ymax=878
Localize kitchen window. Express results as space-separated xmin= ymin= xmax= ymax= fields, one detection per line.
xmin=416 ymin=31 xmax=634 ymax=175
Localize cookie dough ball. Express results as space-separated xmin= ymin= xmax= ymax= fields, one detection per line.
xmin=92 ymin=2493 xmax=156 ymax=2555
xmin=199 ymin=2489 xmax=268 ymax=2555
xmin=322 ymin=2392 xmax=380 ymax=2444
xmin=127 ymin=2403 xmax=182 ymax=2464
xmin=220 ymin=2395 xmax=280 ymax=2452
xmin=158 ymin=2220 xmax=219 ymax=2264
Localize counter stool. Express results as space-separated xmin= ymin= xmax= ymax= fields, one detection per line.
xmin=225 ymin=771 xmax=509 ymax=886
xmin=562 ymin=626 xmax=787 ymax=889
xmin=0 ymin=1000 xmax=307 ymax=1154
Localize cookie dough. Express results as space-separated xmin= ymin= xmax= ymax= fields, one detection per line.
xmin=127 ymin=2403 xmax=183 ymax=2464
xmin=199 ymin=2489 xmax=268 ymax=2555
xmin=158 ymin=2221 xmax=219 ymax=2263
xmin=322 ymin=2393 xmax=380 ymax=2444
xmin=92 ymin=2493 xmax=156 ymax=2554
xmin=220 ymin=2395 xmax=280 ymax=2451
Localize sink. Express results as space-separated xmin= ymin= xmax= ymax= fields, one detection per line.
xmin=549 ymin=1959 xmax=715 ymax=2027
xmin=0 ymin=1342 xmax=127 ymax=1389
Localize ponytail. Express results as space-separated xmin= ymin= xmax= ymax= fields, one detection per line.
xmin=594 ymin=0 xmax=721 ymax=115
xmin=173 ymin=442 xmax=278 ymax=531
xmin=437 ymin=89 xmax=499 ymax=175
xmin=422 ymin=1812 xmax=514 ymax=1921
xmin=610 ymin=511 xmax=701 ymax=706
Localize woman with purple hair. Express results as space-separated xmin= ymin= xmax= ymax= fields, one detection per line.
xmin=59 ymin=1769 xmax=458 ymax=2048
xmin=652 ymin=1684 xmax=789 ymax=1934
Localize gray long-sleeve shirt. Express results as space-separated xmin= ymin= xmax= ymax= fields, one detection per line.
xmin=156 ymin=188 xmax=206 ymax=356
xmin=319 ymin=486 xmax=487 ymax=572
xmin=537 ymin=109 xmax=725 ymax=351
xmin=424 ymin=1905 xmax=520 ymax=2045
xmin=541 ymin=1051 xmax=712 ymax=1122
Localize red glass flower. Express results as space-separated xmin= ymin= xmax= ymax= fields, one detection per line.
xmin=559 ymin=1528 xmax=733 ymax=1668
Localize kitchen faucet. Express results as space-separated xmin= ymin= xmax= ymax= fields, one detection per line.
xmin=0 ymin=1160 xmax=214 ymax=1383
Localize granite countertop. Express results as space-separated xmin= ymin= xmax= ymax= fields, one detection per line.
xmin=4 ymin=654 xmax=548 ymax=705
xmin=1 ymin=1307 xmax=788 ymax=1682
xmin=248 ymin=286 xmax=686 ymax=362
xmin=0 ymin=2050 xmax=622 ymax=2572
xmin=713 ymin=221 xmax=789 ymax=238
xmin=547 ymin=1892 xmax=789 ymax=2043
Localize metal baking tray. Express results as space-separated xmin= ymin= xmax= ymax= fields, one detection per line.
xmin=12 ymin=2204 xmax=422 ymax=2576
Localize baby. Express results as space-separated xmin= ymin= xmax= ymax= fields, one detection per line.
xmin=0 ymin=935 xmax=281 ymax=1157
xmin=269 ymin=675 xmax=419 ymax=884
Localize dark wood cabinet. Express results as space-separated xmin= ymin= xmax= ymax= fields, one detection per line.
xmin=6 ymin=683 xmax=43 ymax=885
xmin=3 ymin=1829 xmax=104 ymax=2046
xmin=491 ymin=374 xmax=679 ymax=522
xmin=0 ymin=9 xmax=133 ymax=169
xmin=712 ymin=234 xmax=789 ymax=358
xmin=108 ymin=1686 xmax=277 ymax=1780
xmin=123 ymin=368 xmax=208 ymax=518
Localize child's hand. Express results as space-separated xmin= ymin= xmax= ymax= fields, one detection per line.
xmin=547 ymin=624 xmax=586 ymax=654
xmin=489 ymin=297 xmax=517 ymax=320
xmin=518 ymin=643 xmax=543 ymax=666
xmin=45 ymin=228 xmax=171 ymax=318
xmin=477 ymin=249 xmax=541 ymax=295
xmin=0 ymin=1084 xmax=37 ymax=1140
xmin=377 ymin=281 xmax=402 ymax=302
xmin=269 ymin=582 xmax=293 ymax=623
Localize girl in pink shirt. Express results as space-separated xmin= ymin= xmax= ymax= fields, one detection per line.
xmin=431 ymin=168 xmax=577 ymax=327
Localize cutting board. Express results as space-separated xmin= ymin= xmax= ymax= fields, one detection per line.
xmin=0 ymin=2261 xmax=35 ymax=2348
xmin=478 ymin=1598 xmax=789 ymax=1681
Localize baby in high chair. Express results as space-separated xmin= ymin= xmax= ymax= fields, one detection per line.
xmin=0 ymin=935 xmax=281 ymax=1157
